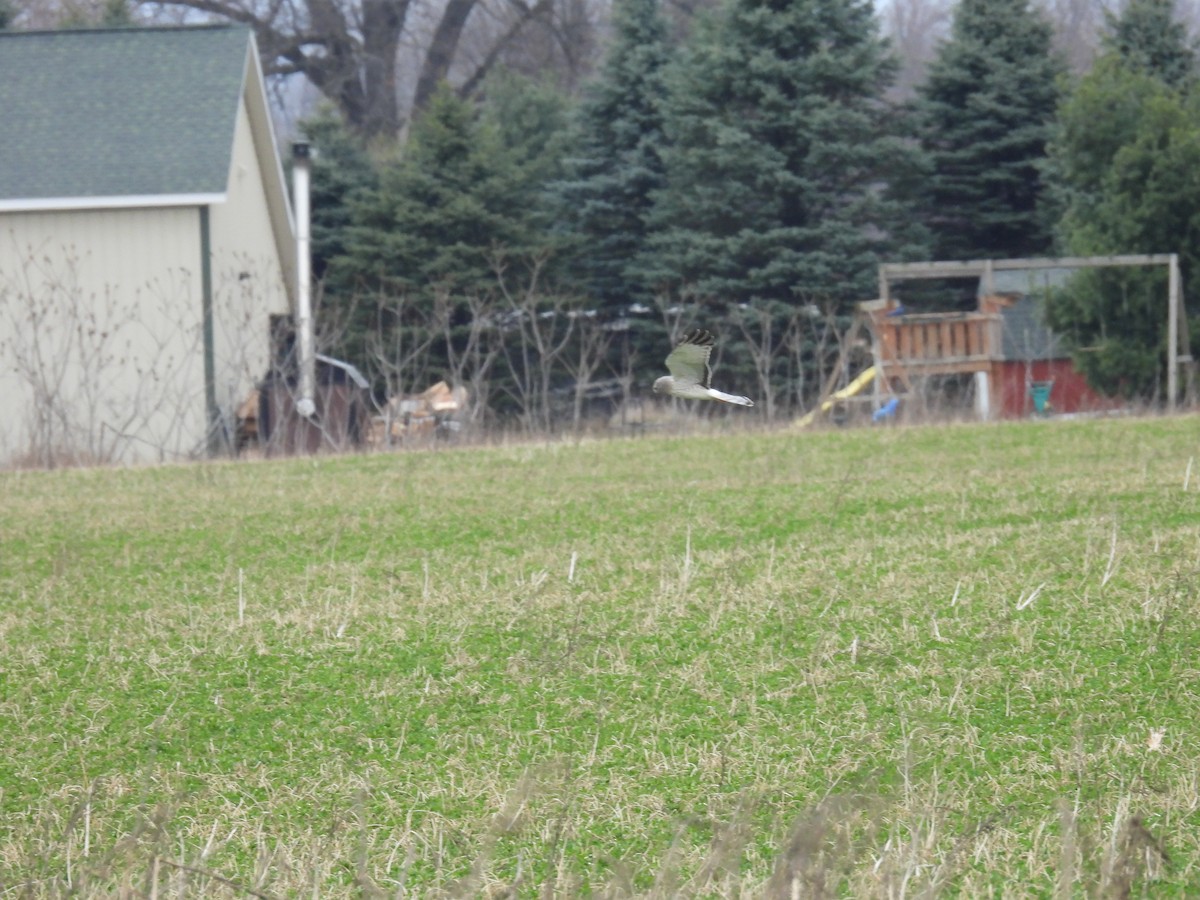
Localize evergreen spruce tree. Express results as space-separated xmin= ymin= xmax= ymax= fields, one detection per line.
xmin=1102 ymin=0 xmax=1196 ymax=89
xmin=476 ymin=70 xmax=574 ymax=249
xmin=300 ymin=109 xmax=379 ymax=285
xmin=333 ymin=87 xmax=525 ymax=303
xmin=642 ymin=0 xmax=927 ymax=313
xmin=326 ymin=86 xmax=539 ymax=376
xmin=1054 ymin=0 xmax=1198 ymax=230
xmin=1042 ymin=3 xmax=1200 ymax=400
xmin=555 ymin=0 xmax=673 ymax=311
xmin=325 ymin=80 xmax=574 ymax=397
xmin=912 ymin=0 xmax=1063 ymax=261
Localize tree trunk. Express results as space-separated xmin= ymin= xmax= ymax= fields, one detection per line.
xmin=142 ymin=0 xmax=594 ymax=139
xmin=413 ymin=0 xmax=479 ymax=114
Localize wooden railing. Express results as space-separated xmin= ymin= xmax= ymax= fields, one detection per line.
xmin=868 ymin=310 xmax=1002 ymax=377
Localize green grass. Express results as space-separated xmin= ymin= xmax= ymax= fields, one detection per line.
xmin=2 ymin=417 xmax=1200 ymax=896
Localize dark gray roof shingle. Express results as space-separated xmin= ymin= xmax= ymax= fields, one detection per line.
xmin=0 ymin=25 xmax=249 ymax=202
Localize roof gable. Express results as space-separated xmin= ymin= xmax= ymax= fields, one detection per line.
xmin=998 ymin=295 xmax=1065 ymax=361
xmin=985 ymin=268 xmax=1072 ymax=362
xmin=0 ymin=25 xmax=250 ymax=205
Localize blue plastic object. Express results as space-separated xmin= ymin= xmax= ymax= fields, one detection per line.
xmin=873 ymin=397 xmax=900 ymax=422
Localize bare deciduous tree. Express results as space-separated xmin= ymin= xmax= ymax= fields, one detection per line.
xmin=494 ymin=252 xmax=575 ymax=433
xmin=560 ymin=311 xmax=614 ymax=433
xmin=731 ymin=303 xmax=800 ymax=422
xmin=136 ymin=0 xmax=601 ymax=138
xmin=364 ymin=290 xmax=438 ymax=440
xmin=435 ymin=288 xmax=502 ymax=427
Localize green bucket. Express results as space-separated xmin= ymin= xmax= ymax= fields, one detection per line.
xmin=1029 ymin=381 xmax=1053 ymax=415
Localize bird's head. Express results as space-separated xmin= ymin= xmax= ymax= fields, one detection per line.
xmin=652 ymin=376 xmax=672 ymax=396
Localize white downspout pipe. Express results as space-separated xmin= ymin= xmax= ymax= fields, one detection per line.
xmin=975 ymin=370 xmax=991 ymax=421
xmin=292 ymin=141 xmax=317 ymax=419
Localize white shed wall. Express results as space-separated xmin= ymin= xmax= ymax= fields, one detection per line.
xmin=0 ymin=206 xmax=209 ymax=466
xmin=207 ymin=98 xmax=292 ymax=431
xmin=0 ymin=88 xmax=295 ymax=469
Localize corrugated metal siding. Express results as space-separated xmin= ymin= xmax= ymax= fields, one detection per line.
xmin=0 ymin=206 xmax=207 ymax=465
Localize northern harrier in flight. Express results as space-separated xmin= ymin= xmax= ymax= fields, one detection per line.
xmin=653 ymin=329 xmax=754 ymax=407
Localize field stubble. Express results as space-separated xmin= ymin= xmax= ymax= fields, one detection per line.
xmin=1 ymin=416 xmax=1199 ymax=897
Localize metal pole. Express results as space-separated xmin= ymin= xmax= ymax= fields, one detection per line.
xmin=199 ymin=206 xmax=220 ymax=454
xmin=292 ymin=141 xmax=316 ymax=419
xmin=1169 ymin=254 xmax=1179 ymax=411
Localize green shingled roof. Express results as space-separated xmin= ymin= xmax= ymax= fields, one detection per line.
xmin=0 ymin=25 xmax=250 ymax=202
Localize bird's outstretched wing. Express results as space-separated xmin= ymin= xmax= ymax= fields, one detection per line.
xmin=664 ymin=329 xmax=715 ymax=389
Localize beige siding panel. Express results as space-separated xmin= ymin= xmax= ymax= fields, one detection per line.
xmin=0 ymin=206 xmax=207 ymax=465
xmin=241 ymin=40 xmax=297 ymax=294
xmin=208 ymin=98 xmax=292 ymax=424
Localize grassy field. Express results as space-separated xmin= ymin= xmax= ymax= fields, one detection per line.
xmin=2 ymin=416 xmax=1199 ymax=897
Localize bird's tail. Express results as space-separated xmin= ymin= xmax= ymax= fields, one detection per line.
xmin=710 ymin=390 xmax=754 ymax=407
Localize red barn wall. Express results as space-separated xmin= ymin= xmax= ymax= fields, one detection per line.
xmin=994 ymin=359 xmax=1124 ymax=419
